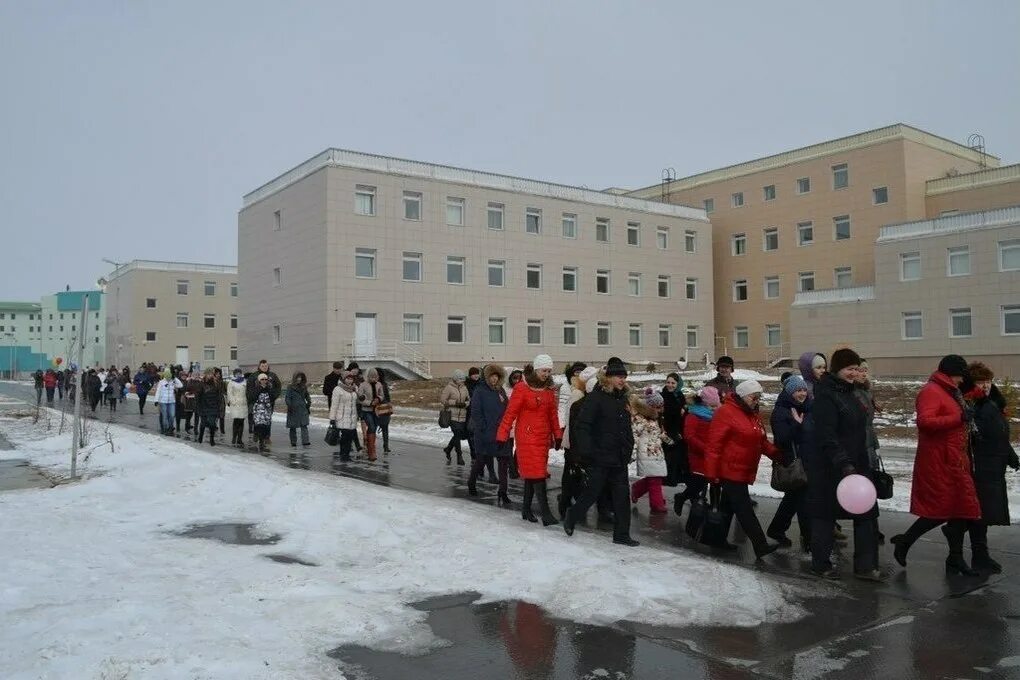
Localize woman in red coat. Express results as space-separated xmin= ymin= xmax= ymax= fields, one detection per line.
xmin=497 ymin=355 xmax=562 ymax=526
xmin=673 ymin=386 xmax=720 ymax=516
xmin=704 ymin=380 xmax=782 ymax=559
xmin=891 ymin=355 xmax=983 ymax=576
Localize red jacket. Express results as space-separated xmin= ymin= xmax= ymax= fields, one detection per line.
xmin=497 ymin=379 xmax=562 ymax=480
xmin=43 ymin=372 xmax=57 ymax=388
xmin=910 ymin=372 xmax=981 ymax=520
xmin=683 ymin=411 xmax=712 ymax=476
xmin=704 ymin=399 xmax=779 ymax=484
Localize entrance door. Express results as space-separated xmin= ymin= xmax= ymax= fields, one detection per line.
xmin=175 ymin=345 xmax=189 ymax=369
xmin=354 ymin=314 xmax=377 ymax=356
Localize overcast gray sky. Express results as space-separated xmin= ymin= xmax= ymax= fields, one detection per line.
xmin=2 ymin=1 xmax=1018 ymax=300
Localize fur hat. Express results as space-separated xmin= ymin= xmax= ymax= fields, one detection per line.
xmin=716 ymin=355 xmax=735 ymax=369
xmin=736 ymin=380 xmax=764 ymax=398
xmin=811 ymin=354 xmax=827 ymax=370
xmin=829 ymin=348 xmax=862 ymax=376
xmin=938 ymin=354 xmax=969 ymax=378
xmin=699 ymin=385 xmax=721 ymax=407
xmin=967 ymin=361 xmax=993 ymax=382
xmin=605 ymin=357 xmax=628 ymax=377
xmin=533 ymin=354 xmax=554 ymax=370
xmin=641 ymin=386 xmax=664 ymax=408
xmin=784 ymin=375 xmax=808 ymax=395
xmin=483 ymin=364 xmax=506 ymax=383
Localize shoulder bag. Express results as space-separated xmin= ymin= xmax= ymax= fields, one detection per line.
xmin=770 ymin=440 xmax=808 ymax=492
xmin=438 ymin=406 xmax=452 ymax=429
xmin=873 ymin=455 xmax=894 ymax=500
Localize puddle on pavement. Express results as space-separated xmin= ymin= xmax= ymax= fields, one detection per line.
xmin=0 ymin=458 xmax=52 ymax=491
xmin=328 ymin=592 xmax=723 ymax=680
xmin=176 ymin=522 xmax=282 ymax=545
xmin=263 ymin=553 xmax=318 ymax=566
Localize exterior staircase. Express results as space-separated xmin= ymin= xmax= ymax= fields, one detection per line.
xmin=344 ymin=339 xmax=432 ymax=380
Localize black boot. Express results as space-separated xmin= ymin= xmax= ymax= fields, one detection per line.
xmin=536 ymin=481 xmax=558 ymax=526
xmin=443 ymin=444 xmax=452 ymax=463
xmin=557 ymin=493 xmax=569 ymax=517
xmin=521 ymin=481 xmax=537 ymax=523
xmin=946 ymin=552 xmax=980 ymax=576
xmin=456 ymin=451 xmax=465 ymax=466
xmin=972 ymin=547 xmax=1003 ymax=574
xmin=498 ymin=492 xmax=512 ymax=507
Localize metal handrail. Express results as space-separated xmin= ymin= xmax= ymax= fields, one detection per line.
xmin=345 ymin=338 xmax=431 ymax=379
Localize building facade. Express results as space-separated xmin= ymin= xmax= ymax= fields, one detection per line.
xmin=626 ymin=124 xmax=1002 ymax=365
xmin=38 ymin=291 xmax=106 ymax=369
xmin=102 ymin=260 xmax=238 ymax=370
xmin=238 ymin=149 xmax=714 ymax=378
xmin=789 ymin=205 xmax=1020 ymax=375
xmin=0 ymin=301 xmax=44 ymax=376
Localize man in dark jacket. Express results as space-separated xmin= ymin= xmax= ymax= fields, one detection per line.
xmin=705 ymin=356 xmax=736 ymax=401
xmin=246 ymin=359 xmax=281 ymax=445
xmin=323 ymin=361 xmax=344 ymax=409
xmin=563 ymin=358 xmax=638 ymax=546
xmin=196 ymin=373 xmax=221 ymax=446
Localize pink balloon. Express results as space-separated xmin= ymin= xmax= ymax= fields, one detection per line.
xmin=836 ymin=474 xmax=877 ymax=515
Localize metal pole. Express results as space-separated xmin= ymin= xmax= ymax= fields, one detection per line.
xmin=71 ymin=295 xmax=89 ymax=479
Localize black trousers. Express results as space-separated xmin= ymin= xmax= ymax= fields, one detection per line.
xmin=720 ymin=481 xmax=769 ymax=553
xmin=570 ymin=465 xmax=631 ymax=541
xmin=469 ymin=456 xmax=509 ymax=495
xmin=177 ymin=409 xmax=192 ymax=432
xmin=197 ymin=415 xmax=217 ymax=443
xmin=812 ymin=516 xmax=878 ymax=572
xmin=231 ymin=418 xmax=245 ymax=445
xmin=138 ymin=393 xmax=148 ymax=414
xmin=767 ymin=486 xmax=810 ymax=540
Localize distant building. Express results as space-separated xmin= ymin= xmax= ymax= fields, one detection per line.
xmin=0 ymin=301 xmax=44 ymax=377
xmin=102 ymin=260 xmax=238 ymax=370
xmin=38 ymin=291 xmax=106 ymax=369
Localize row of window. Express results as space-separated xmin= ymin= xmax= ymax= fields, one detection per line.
xmin=0 ymin=312 xmax=100 ymax=321
xmin=899 ymin=240 xmax=1020 ymax=280
xmin=731 ymin=324 xmax=784 ymax=349
xmin=171 ymin=313 xmax=238 ymax=330
xmin=172 ymin=281 xmax=238 ymax=297
xmin=902 ymin=306 xmax=1020 ymax=340
xmin=731 ymin=216 xmax=852 ymax=255
xmin=734 ymin=269 xmax=854 ymax=302
xmin=277 ymin=187 xmax=699 ymax=248
xmin=704 ymin=164 xmax=885 ymax=213
xmin=343 ymin=251 xmax=700 ymax=298
xmin=171 ymin=344 xmax=237 ymax=362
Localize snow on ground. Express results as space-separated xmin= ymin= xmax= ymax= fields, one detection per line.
xmin=0 ymin=418 xmax=816 ymax=680
xmin=685 ymin=369 xmax=780 ymax=383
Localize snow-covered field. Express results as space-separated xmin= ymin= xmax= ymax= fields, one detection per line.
xmin=0 ymin=417 xmax=816 ymax=679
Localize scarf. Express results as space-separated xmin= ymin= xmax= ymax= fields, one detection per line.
xmin=689 ymin=403 xmax=714 ymax=421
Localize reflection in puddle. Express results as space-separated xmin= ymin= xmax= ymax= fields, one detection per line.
xmin=263 ymin=553 xmax=318 ymax=567
xmin=175 ymin=522 xmax=282 ymax=545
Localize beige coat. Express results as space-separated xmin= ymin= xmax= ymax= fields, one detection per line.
xmin=439 ymin=381 xmax=470 ymax=423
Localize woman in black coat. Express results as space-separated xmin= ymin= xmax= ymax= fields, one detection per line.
xmin=660 ymin=372 xmax=688 ymax=486
xmin=965 ymin=363 xmax=1019 ymax=573
xmin=468 ymin=364 xmax=511 ymax=505
xmin=806 ymin=348 xmax=880 ymax=581
xmin=767 ymin=376 xmax=812 ymax=550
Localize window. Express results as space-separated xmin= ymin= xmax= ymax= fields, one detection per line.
xmin=488 ymin=317 xmax=505 ymax=344
xmin=685 ymin=277 xmax=697 ymax=300
xmin=230 ymin=347 xmax=238 ymax=361
xmin=834 ymin=215 xmax=851 ymax=241
xmin=596 ymin=269 xmax=610 ymax=295
xmin=658 ymin=324 xmax=671 ymax=347
xmin=628 ymin=272 xmax=641 ymax=296
xmin=595 ymin=217 xmax=610 ymax=242
xmin=902 ymin=311 xmax=923 ymax=340
xmin=686 ymin=325 xmax=699 ymax=348
xmin=563 ymin=321 xmax=578 ymax=346
xmin=562 ymin=213 xmax=577 ymax=239
xmin=734 ymin=326 xmax=749 ymax=349
xmin=402 ymin=252 xmax=423 ymax=282
xmin=488 ymin=259 xmax=505 ymax=287
xmin=562 ymin=266 xmax=577 ymax=292
xmin=626 ymin=222 xmax=640 ymax=246
xmin=797 ymin=177 xmax=811 ymax=194
xmin=765 ymin=324 xmax=781 ymax=347
xmin=1002 ymin=305 xmax=1020 ymax=335
xmin=763 ymin=227 xmax=779 ymax=251
xmin=950 ymin=308 xmax=972 ymax=338
xmin=834 ymin=267 xmax=853 ymax=288
xmin=176 ymin=313 xmax=189 ymax=328
xmin=764 ymin=276 xmax=780 ymax=299
xmin=657 ymin=227 xmax=669 ymax=250
xmin=999 ymin=240 xmax=1020 ymax=271
xmin=526 ymin=264 xmax=542 ymax=289
xmin=204 ymin=281 xmax=215 ymax=296
xmin=446 ymin=256 xmax=465 ymax=284
xmin=230 ymin=282 xmax=238 ymax=297
xmin=146 ymin=298 xmax=156 ymax=308
xmin=230 ymin=314 xmax=238 ymax=329
xmin=798 ymin=221 xmax=814 ymax=246
xmin=145 ymin=331 xmax=156 ymax=342
xmin=355 ymin=185 xmax=376 ymax=215
xmin=732 ymin=233 xmax=747 ymax=255
xmin=273 ymin=267 xmax=282 ymax=286
xmin=403 ymin=191 xmax=422 ymax=220
xmin=527 ymin=319 xmax=543 ymax=345
xmin=900 ymin=252 xmax=921 ymax=281
xmin=947 ymin=246 xmax=970 ymax=276
xmin=273 ymin=210 xmax=281 ymax=231
xmin=355 ymin=248 xmax=376 ymax=278
xmin=403 ymin=314 xmax=422 ymax=344
xmin=683 ymin=230 xmax=696 ymax=253
xmin=629 ymin=323 xmax=642 ymax=347
xmin=446 ymin=197 xmax=465 ymax=226
xmin=703 ymin=198 xmax=714 ymax=213
xmin=203 ymin=346 xmax=216 ymax=361
xmin=799 ymin=271 xmax=815 ymax=292
xmin=596 ymin=321 xmax=611 ymax=346
xmin=204 ymin=314 xmax=215 ymax=329
xmin=447 ymin=316 xmax=465 ymax=343
xmin=657 ymin=275 xmax=670 ymax=298
xmin=526 ymin=208 xmax=541 ymax=234
xmin=731 ymin=192 xmax=744 ymax=208
xmin=873 ymin=186 xmax=888 ymax=205
xmin=487 ymin=202 xmax=504 ymax=230
xmin=832 ymin=163 xmax=848 ymax=189
xmin=176 ymin=280 xmax=189 ymax=295
xmin=733 ymin=279 xmax=749 ymax=301
xmin=763 ymin=184 xmax=776 ymax=201
xmin=273 ymin=325 xmax=281 ymax=344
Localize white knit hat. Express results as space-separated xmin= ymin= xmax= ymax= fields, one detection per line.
xmin=735 ymin=380 xmax=764 ymax=398
xmin=578 ymin=366 xmax=598 ymax=383
xmin=533 ymin=354 xmax=554 ymax=370
xmin=585 ymin=376 xmax=599 ymax=393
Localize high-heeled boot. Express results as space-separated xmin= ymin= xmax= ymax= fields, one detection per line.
xmin=535 ymin=480 xmax=559 ymax=526
xmin=521 ymin=480 xmax=537 ymax=523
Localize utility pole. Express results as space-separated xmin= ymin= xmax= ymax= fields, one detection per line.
xmin=71 ymin=295 xmax=89 ymax=479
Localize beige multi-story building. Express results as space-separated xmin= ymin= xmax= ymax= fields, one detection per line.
xmin=627 ymin=124 xmax=1008 ymax=366
xmin=103 ymin=260 xmax=238 ymax=369
xmin=790 ymin=205 xmax=1020 ymax=375
xmin=238 ymin=149 xmax=714 ymax=379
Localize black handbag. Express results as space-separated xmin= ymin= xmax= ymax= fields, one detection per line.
xmin=770 ymin=441 xmax=808 ymax=492
xmin=685 ymin=493 xmax=707 ymax=540
xmin=438 ymin=407 xmax=452 ymax=429
xmin=324 ymin=424 xmax=340 ymax=446
xmin=700 ymin=494 xmax=730 ymax=546
xmin=873 ymin=456 xmax=894 ymax=500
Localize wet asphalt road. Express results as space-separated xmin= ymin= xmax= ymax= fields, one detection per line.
xmin=2 ymin=381 xmax=1019 ymax=679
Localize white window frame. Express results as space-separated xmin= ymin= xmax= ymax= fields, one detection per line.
xmin=657 ymin=275 xmax=670 ymax=298
xmin=487 ymin=259 xmax=506 ymax=287
xmin=797 ymin=177 xmax=810 ymax=194
xmin=562 ymin=266 xmax=578 ymax=293
xmin=684 ymin=229 xmax=696 ymax=253
xmin=488 ymin=317 xmax=506 ymax=345
xmin=354 ymin=248 xmax=376 ymax=279
xmin=902 ymin=311 xmax=923 ymax=340
xmin=627 ymin=272 xmax=641 ymax=297
xmin=403 ymin=191 xmax=422 ymax=221
xmin=203 ymin=346 xmax=216 ymax=361
xmin=230 ymin=314 xmax=238 ymax=329
xmin=446 ymin=256 xmax=465 ymax=285
xmin=796 ymin=221 xmax=814 ymax=247
xmin=873 ymin=186 xmax=889 ymax=205
xmin=703 ymin=198 xmax=714 ymax=213
xmin=145 ymin=331 xmax=156 ymax=342
xmin=765 ymin=324 xmax=781 ymax=347
xmin=563 ymin=320 xmax=578 ymax=346
xmin=447 ymin=316 xmax=466 ymax=344
xmin=763 ymin=227 xmax=779 ymax=252
xmin=798 ymin=271 xmax=815 ymax=292
xmin=596 ymin=321 xmax=611 ymax=346
xmin=525 ymin=208 xmax=542 ymax=234
xmin=626 ymin=222 xmax=640 ymax=246
xmin=732 ymin=233 xmax=747 ymax=256
xmin=487 ymin=202 xmax=504 ymax=231
xmin=204 ymin=281 xmax=216 ymax=296
xmin=446 ymin=197 xmax=465 ymax=226
xmin=526 ymin=263 xmax=542 ymax=290
xmin=734 ymin=326 xmax=749 ymax=349
xmin=562 ymin=213 xmax=577 ymax=239
xmin=657 ymin=226 xmax=669 ymax=250
xmin=764 ymin=276 xmax=780 ymax=299
xmin=1002 ymin=305 xmax=1020 ymax=336
xmin=731 ymin=192 xmax=744 ymax=208
xmin=595 ymin=217 xmax=610 ymax=242
xmin=403 ymin=314 xmax=423 ymax=344
xmin=949 ymin=308 xmax=972 ymax=338
xmin=998 ymin=240 xmax=1020 ymax=271
xmin=273 ymin=325 xmax=281 ymax=344
xmin=273 ymin=209 xmax=282 ymax=231
xmin=354 ymin=184 xmax=376 ymax=216
xmin=204 ymin=313 xmax=216 ymax=329
xmin=947 ymin=246 xmax=971 ymax=277
xmin=402 ymin=252 xmax=423 ymax=282
xmin=834 ymin=215 xmax=851 ymax=241
xmin=832 ymin=163 xmax=848 ymax=190
xmin=595 ymin=269 xmax=611 ymax=295
xmin=176 ymin=279 xmax=189 ymax=295
xmin=834 ymin=267 xmax=853 ymax=289
xmin=230 ymin=282 xmax=238 ymax=297
xmin=685 ymin=277 xmax=697 ymax=300
xmin=526 ymin=319 xmax=543 ymax=345
xmin=658 ymin=324 xmax=671 ymax=348
xmin=176 ymin=313 xmax=188 ymax=329
xmin=230 ymin=346 xmax=238 ymax=361
xmin=273 ymin=267 xmax=282 ymax=286
xmin=763 ymin=184 xmax=776 ymax=201
xmin=686 ymin=325 xmax=699 ymax=348
xmin=900 ymin=252 xmax=921 ymax=281
xmin=628 ymin=323 xmax=642 ymax=348
xmin=733 ymin=279 xmax=749 ymax=302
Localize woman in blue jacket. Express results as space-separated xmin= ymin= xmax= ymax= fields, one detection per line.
xmin=468 ymin=364 xmax=512 ymax=505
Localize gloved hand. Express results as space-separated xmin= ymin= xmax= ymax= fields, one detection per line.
xmin=841 ymin=464 xmax=856 ymax=477
xmin=553 ymin=438 xmax=562 ymax=450
xmin=1008 ymin=450 xmax=1020 ymax=471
